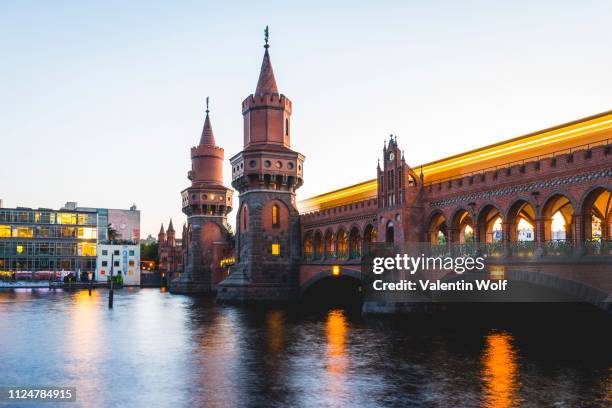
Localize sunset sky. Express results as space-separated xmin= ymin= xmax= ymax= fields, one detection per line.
xmin=1 ymin=1 xmax=611 ymax=237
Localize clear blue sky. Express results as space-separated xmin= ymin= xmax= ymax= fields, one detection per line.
xmin=1 ymin=1 xmax=611 ymax=238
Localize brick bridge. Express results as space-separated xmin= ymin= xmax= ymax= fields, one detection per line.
xmin=297 ymin=113 xmax=611 ymax=312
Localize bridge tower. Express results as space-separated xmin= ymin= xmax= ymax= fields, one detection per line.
xmin=217 ymin=28 xmax=305 ymax=302
xmin=377 ymin=135 xmax=423 ymax=243
xmin=171 ymin=99 xmax=234 ymax=293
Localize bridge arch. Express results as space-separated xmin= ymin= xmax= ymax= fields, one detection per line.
xmin=303 ymin=231 xmax=314 ymax=260
xmin=476 ymin=203 xmax=503 ymax=243
xmin=427 ymin=210 xmax=448 ymax=244
xmin=336 ymin=227 xmax=349 ymax=260
xmin=450 ymin=207 xmax=474 ymax=244
xmin=324 ymin=229 xmax=335 ymax=259
xmin=300 ymin=267 xmax=364 ymax=295
xmin=541 ymin=192 xmax=576 ymax=241
xmin=578 ymin=186 xmax=611 ymax=241
xmin=348 ymin=225 xmax=362 ymax=259
xmin=363 ymin=224 xmax=377 ymax=255
xmin=439 ymin=269 xmax=610 ymax=313
xmin=505 ymin=197 xmax=537 ymax=242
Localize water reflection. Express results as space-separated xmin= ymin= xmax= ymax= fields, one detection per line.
xmin=66 ymin=290 xmax=104 ymax=408
xmin=325 ymin=309 xmax=349 ymax=403
xmin=0 ymin=290 xmax=610 ymax=407
xmin=481 ymin=332 xmax=520 ymax=408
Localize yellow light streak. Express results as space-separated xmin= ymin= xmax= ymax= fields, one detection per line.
xmin=299 ymin=111 xmax=612 ymax=212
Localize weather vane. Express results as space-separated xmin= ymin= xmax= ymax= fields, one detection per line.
xmin=205 ymin=96 xmax=209 ymax=114
xmin=264 ymin=26 xmax=269 ymax=49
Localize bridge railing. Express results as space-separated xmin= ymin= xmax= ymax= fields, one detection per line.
xmin=302 ymin=240 xmax=611 ymax=263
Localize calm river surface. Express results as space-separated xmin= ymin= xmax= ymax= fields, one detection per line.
xmin=0 ymin=288 xmax=610 ymax=407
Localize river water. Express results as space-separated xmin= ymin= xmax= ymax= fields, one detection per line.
xmin=0 ymin=288 xmax=610 ymax=407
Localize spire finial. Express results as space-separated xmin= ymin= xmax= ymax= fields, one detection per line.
xmin=264 ymin=26 xmax=270 ymax=49
xmin=205 ymin=96 xmax=209 ymax=114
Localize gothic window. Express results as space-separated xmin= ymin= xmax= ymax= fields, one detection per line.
xmin=285 ymin=118 xmax=289 ymax=137
xmin=272 ymin=204 xmax=280 ymax=228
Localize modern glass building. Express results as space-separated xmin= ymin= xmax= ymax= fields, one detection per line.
xmin=0 ymin=205 xmax=106 ymax=280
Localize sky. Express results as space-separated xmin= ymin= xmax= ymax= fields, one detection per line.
xmin=1 ymin=1 xmax=611 ymax=238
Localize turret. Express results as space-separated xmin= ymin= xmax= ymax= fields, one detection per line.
xmin=158 ymin=223 xmax=166 ymax=245
xmin=166 ymin=219 xmax=176 ymax=247
xmin=181 ymin=98 xmax=234 ymax=218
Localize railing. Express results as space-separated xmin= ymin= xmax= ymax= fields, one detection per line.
xmin=584 ymin=239 xmax=612 ymax=256
xmin=425 ymin=137 xmax=610 ymax=187
xmin=541 ymin=240 xmax=574 ymax=257
xmin=303 ymin=240 xmax=610 ymax=262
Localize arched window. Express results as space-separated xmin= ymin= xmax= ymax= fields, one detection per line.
xmin=272 ymin=204 xmax=279 ymax=228
xmin=386 ymin=221 xmax=394 ymax=244
xmin=285 ymin=118 xmax=289 ymax=137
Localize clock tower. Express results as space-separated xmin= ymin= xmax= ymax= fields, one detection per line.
xmin=217 ymin=28 xmax=305 ymax=302
xmin=377 ymin=135 xmax=423 ymax=243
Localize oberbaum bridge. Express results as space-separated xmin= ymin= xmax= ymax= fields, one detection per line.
xmin=167 ymin=31 xmax=612 ymax=314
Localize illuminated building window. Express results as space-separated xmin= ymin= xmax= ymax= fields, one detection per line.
xmin=12 ymin=227 xmax=33 ymax=238
xmin=271 ymin=243 xmax=280 ymax=256
xmin=57 ymin=213 xmax=77 ymax=225
xmin=129 ymin=260 xmax=135 ymax=267
xmin=78 ymin=227 xmax=97 ymax=239
xmin=16 ymin=244 xmax=24 ymax=254
xmin=272 ymin=205 xmax=279 ymax=228
xmin=0 ymin=225 xmax=10 ymax=238
xmin=78 ymin=243 xmax=97 ymax=257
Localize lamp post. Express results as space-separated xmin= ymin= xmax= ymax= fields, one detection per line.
xmin=88 ymin=271 xmax=93 ymax=296
xmin=108 ymin=253 xmax=114 ymax=308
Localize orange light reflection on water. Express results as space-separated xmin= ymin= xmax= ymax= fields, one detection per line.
xmin=481 ymin=332 xmax=521 ymax=408
xmin=324 ymin=309 xmax=349 ymax=403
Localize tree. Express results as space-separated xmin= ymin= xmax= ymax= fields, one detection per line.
xmin=108 ymin=223 xmax=118 ymax=242
xmin=141 ymin=242 xmax=158 ymax=261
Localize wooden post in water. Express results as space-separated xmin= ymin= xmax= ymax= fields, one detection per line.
xmin=109 ymin=253 xmax=114 ymax=308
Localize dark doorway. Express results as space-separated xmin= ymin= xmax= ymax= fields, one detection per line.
xmin=386 ymin=221 xmax=394 ymax=243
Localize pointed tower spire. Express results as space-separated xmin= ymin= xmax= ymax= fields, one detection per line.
xmin=255 ymin=26 xmax=279 ymax=96
xmin=159 ymin=223 xmax=165 ymax=235
xmin=199 ymin=96 xmax=216 ymax=146
xmin=167 ymin=218 xmax=175 ymax=232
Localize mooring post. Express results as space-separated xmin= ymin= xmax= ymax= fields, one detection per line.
xmin=109 ymin=253 xmax=114 ymax=308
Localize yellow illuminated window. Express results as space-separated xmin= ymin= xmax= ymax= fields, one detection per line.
xmin=78 ymin=243 xmax=97 ymax=256
xmin=272 ymin=205 xmax=279 ymax=227
xmin=16 ymin=245 xmax=24 ymax=254
xmin=128 ymin=260 xmax=135 ymax=267
xmin=12 ymin=227 xmax=33 ymax=238
xmin=0 ymin=225 xmax=10 ymax=237
xmin=57 ymin=213 xmax=77 ymax=225
xmin=35 ymin=212 xmax=40 ymax=223
xmin=78 ymin=214 xmax=88 ymax=225
xmin=78 ymin=227 xmax=97 ymax=239
xmin=271 ymin=243 xmax=280 ymax=255
xmin=128 ymin=270 xmax=134 ymax=276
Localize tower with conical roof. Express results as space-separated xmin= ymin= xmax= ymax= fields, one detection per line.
xmin=171 ymin=98 xmax=234 ymax=294
xmin=158 ymin=223 xmax=166 ymax=245
xmin=218 ymin=27 xmax=305 ymax=302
